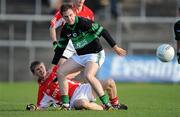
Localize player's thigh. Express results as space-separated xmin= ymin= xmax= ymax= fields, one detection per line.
xmin=84 ymin=61 xmax=99 ymax=77
xmin=60 ymin=58 xmax=83 ymax=75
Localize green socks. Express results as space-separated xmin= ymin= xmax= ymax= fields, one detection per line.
xmin=99 ymin=95 xmax=109 ymax=104
xmin=61 ymin=95 xmax=69 ymax=104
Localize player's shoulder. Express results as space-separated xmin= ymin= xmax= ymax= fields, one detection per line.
xmin=54 ymin=11 xmax=61 ymax=17
xmin=78 ymin=16 xmax=93 ymax=26
xmin=83 ymin=5 xmax=93 ymax=13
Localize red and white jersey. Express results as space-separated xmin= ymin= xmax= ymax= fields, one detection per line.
xmin=50 ymin=5 xmax=94 ymax=28
xmin=36 ymin=65 xmax=81 ymax=108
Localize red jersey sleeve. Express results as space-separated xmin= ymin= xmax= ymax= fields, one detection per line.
xmin=50 ymin=11 xmax=63 ymax=28
xmin=51 ymin=65 xmax=59 ymax=73
xmin=75 ymin=5 xmax=94 ymax=21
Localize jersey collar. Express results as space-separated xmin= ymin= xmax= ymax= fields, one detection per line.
xmin=66 ymin=16 xmax=79 ymax=30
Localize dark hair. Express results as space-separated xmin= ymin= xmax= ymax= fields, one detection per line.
xmin=179 ymin=7 xmax=180 ymax=12
xmin=30 ymin=61 xmax=41 ymax=74
xmin=60 ymin=4 xmax=73 ymax=15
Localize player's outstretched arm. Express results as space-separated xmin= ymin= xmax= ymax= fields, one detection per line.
xmin=101 ymin=29 xmax=126 ymax=56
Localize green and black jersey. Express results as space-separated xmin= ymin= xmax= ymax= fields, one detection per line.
xmin=57 ymin=16 xmax=116 ymax=57
xmin=174 ymin=20 xmax=180 ymax=40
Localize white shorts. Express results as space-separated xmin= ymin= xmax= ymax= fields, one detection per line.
xmin=71 ymin=50 xmax=105 ymax=67
xmin=62 ymin=40 xmax=76 ymax=59
xmin=70 ymin=83 xmax=96 ymax=108
xmin=39 ymin=93 xmax=59 ymax=108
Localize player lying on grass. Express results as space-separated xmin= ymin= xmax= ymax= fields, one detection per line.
xmin=26 ymin=61 xmax=128 ymax=111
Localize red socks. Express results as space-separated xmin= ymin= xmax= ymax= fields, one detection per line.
xmin=110 ymin=96 xmax=119 ymax=106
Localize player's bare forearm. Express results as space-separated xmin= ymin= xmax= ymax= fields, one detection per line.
xmin=50 ymin=27 xmax=57 ymax=42
xmin=113 ymin=45 xmax=127 ymax=56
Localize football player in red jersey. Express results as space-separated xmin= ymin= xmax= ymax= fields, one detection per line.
xmin=26 ymin=61 xmax=128 ymax=111
xmin=50 ymin=0 xmax=94 ymax=28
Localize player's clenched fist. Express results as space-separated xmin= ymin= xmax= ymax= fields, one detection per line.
xmin=113 ymin=45 xmax=127 ymax=56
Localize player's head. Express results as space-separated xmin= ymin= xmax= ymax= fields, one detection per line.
xmin=60 ymin=4 xmax=76 ymax=25
xmin=74 ymin=0 xmax=85 ymax=8
xmin=30 ymin=61 xmax=47 ymax=79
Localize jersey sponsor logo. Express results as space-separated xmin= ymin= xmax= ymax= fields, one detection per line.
xmin=74 ymin=39 xmax=88 ymax=49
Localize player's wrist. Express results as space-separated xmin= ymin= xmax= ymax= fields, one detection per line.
xmin=112 ymin=45 xmax=118 ymax=50
xmin=53 ymin=41 xmax=58 ymax=50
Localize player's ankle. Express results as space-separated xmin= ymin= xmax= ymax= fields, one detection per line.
xmin=61 ymin=95 xmax=69 ymax=104
xmin=99 ymin=94 xmax=109 ymax=104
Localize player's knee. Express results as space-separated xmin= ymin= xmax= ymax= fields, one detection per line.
xmin=106 ymin=79 xmax=115 ymax=88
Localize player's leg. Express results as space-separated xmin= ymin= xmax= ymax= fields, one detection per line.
xmin=73 ymin=99 xmax=103 ymax=110
xmin=100 ymin=79 xmax=128 ymax=110
xmin=70 ymin=83 xmax=102 ymax=110
xmin=84 ymin=62 xmax=111 ymax=109
xmin=100 ymin=79 xmax=117 ymax=100
xmin=57 ymin=58 xmax=83 ymax=107
xmin=84 ymin=61 xmax=104 ymax=96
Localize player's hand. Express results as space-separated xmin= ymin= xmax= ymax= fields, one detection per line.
xmin=26 ymin=104 xmax=37 ymax=111
xmin=53 ymin=41 xmax=58 ymax=51
xmin=113 ymin=45 xmax=127 ymax=56
xmin=177 ymin=52 xmax=180 ymax=64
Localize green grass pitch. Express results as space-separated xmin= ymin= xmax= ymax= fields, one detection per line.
xmin=0 ymin=82 xmax=180 ymax=117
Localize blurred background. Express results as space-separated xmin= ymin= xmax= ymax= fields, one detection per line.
xmin=0 ymin=0 xmax=180 ymax=83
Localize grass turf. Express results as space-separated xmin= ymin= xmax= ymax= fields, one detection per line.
xmin=0 ymin=82 xmax=180 ymax=117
